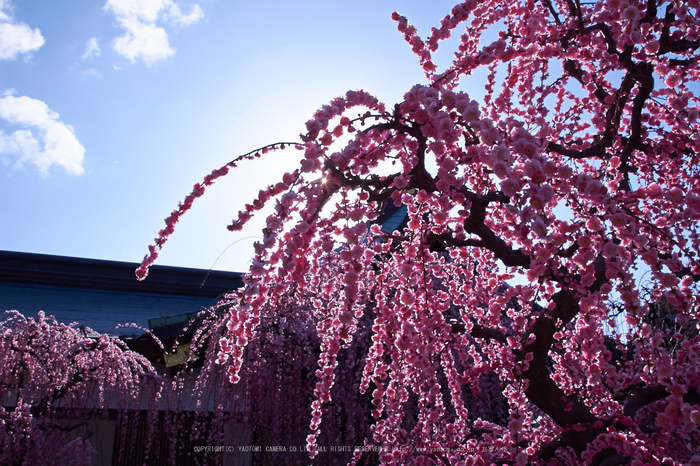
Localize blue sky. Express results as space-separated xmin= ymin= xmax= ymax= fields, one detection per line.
xmin=0 ymin=0 xmax=464 ymax=273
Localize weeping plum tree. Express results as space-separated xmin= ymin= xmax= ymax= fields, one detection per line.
xmin=136 ymin=0 xmax=700 ymax=463
xmin=0 ymin=312 xmax=163 ymax=465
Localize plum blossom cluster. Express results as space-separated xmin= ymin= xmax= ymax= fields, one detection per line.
xmin=132 ymin=0 xmax=700 ymax=464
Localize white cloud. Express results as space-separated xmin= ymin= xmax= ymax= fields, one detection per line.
xmin=82 ymin=68 xmax=102 ymax=78
xmin=104 ymin=0 xmax=203 ymax=66
xmin=82 ymin=37 xmax=101 ymax=60
xmin=111 ymin=17 xmax=173 ymax=65
xmin=0 ymin=0 xmax=8 ymax=22
xmin=0 ymin=0 xmax=44 ymax=60
xmin=0 ymin=93 xmax=85 ymax=175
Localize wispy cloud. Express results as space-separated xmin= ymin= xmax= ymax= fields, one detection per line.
xmin=104 ymin=0 xmax=203 ymax=66
xmin=82 ymin=37 xmax=101 ymax=60
xmin=0 ymin=0 xmax=44 ymax=61
xmin=0 ymin=93 xmax=85 ymax=176
xmin=81 ymin=68 xmax=102 ymax=78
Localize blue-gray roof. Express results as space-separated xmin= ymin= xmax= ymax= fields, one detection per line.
xmin=0 ymin=250 xmax=243 ymax=337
